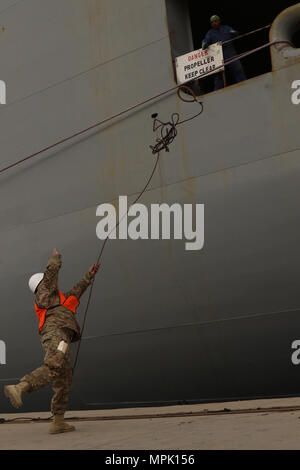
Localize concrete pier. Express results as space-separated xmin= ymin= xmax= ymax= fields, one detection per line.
xmin=1 ymin=397 xmax=300 ymax=450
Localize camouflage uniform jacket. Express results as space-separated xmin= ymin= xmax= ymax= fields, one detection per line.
xmin=35 ymin=254 xmax=93 ymax=342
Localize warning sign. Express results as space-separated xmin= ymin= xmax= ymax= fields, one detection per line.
xmin=175 ymin=42 xmax=224 ymax=85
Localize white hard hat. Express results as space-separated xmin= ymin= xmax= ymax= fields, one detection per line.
xmin=28 ymin=273 xmax=44 ymax=294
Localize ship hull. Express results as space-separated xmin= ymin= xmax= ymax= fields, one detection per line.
xmin=0 ymin=0 xmax=300 ymax=412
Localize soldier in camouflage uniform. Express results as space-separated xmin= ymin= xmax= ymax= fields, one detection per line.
xmin=4 ymin=248 xmax=100 ymax=434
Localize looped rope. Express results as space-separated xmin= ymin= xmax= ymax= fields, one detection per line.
xmin=177 ymin=85 xmax=198 ymax=103
xmin=149 ymin=113 xmax=179 ymax=154
xmin=149 ymin=85 xmax=204 ymax=155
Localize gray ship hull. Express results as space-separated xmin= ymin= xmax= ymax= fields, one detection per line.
xmin=0 ymin=0 xmax=300 ymax=413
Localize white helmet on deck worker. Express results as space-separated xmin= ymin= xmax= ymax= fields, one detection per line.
xmin=28 ymin=273 xmax=44 ymax=294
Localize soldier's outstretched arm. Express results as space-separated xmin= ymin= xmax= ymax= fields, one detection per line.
xmin=42 ymin=248 xmax=62 ymax=292
xmin=64 ymin=264 xmax=100 ymax=300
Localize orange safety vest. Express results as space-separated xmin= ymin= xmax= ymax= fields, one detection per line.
xmin=35 ymin=290 xmax=79 ymax=332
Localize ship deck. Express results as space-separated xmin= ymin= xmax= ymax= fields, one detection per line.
xmin=1 ymin=397 xmax=300 ymax=450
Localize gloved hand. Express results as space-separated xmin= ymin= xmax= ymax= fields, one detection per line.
xmin=202 ymin=41 xmax=208 ymax=50
xmin=89 ymin=264 xmax=100 ymax=277
xmin=229 ymin=29 xmax=238 ymax=37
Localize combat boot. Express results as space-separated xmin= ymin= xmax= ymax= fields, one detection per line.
xmin=49 ymin=414 xmax=76 ymax=434
xmin=4 ymin=381 xmax=30 ymax=409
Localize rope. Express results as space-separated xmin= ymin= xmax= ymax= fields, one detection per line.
xmin=73 ymin=87 xmax=204 ymax=370
xmin=150 ymin=87 xmax=204 ymax=155
xmin=0 ymin=415 xmax=53 ymax=424
xmin=3 ymin=403 xmax=300 ymax=424
xmin=0 ymin=40 xmax=291 ymax=177
xmin=72 ymin=152 xmax=161 ymax=370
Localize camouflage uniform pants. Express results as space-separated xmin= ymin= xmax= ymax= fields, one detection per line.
xmin=20 ymin=325 xmax=74 ymax=415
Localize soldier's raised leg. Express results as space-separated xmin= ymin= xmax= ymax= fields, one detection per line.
xmin=4 ymin=327 xmax=75 ymax=433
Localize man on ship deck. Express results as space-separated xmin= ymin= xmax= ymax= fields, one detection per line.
xmin=202 ymin=14 xmax=246 ymax=90
xmin=4 ymin=248 xmax=100 ymax=434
